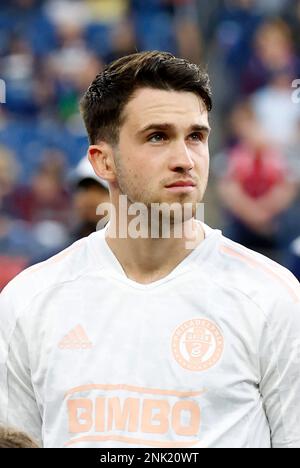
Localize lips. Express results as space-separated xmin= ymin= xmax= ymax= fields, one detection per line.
xmin=165 ymin=180 xmax=196 ymax=188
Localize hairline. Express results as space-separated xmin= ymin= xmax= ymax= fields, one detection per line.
xmin=103 ymin=85 xmax=211 ymax=146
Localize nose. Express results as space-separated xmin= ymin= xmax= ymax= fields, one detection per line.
xmin=168 ymin=141 xmax=195 ymax=172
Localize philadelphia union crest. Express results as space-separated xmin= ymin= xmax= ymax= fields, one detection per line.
xmin=172 ymin=318 xmax=224 ymax=371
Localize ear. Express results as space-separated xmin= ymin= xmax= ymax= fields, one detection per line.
xmin=88 ymin=143 xmax=117 ymax=183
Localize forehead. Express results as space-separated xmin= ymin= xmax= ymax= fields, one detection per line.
xmin=122 ymin=88 xmax=209 ymax=130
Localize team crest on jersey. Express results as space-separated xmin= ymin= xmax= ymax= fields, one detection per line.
xmin=171 ymin=318 xmax=224 ymax=371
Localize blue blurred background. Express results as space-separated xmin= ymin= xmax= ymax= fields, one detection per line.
xmin=0 ymin=0 xmax=300 ymax=290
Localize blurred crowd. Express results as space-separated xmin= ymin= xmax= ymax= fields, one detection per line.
xmin=0 ymin=0 xmax=300 ymax=289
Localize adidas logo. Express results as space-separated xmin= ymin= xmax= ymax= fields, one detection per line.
xmin=58 ymin=325 xmax=93 ymax=350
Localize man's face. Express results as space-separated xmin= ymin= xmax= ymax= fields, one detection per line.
xmin=112 ymin=88 xmax=210 ymax=220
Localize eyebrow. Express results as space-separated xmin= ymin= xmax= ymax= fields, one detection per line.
xmin=136 ymin=123 xmax=211 ymax=137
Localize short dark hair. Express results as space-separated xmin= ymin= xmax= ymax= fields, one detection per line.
xmin=80 ymin=51 xmax=212 ymax=146
xmin=0 ymin=427 xmax=39 ymax=448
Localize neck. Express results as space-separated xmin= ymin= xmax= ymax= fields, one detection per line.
xmin=105 ymin=215 xmax=205 ymax=284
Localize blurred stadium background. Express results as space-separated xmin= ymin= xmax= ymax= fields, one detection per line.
xmin=0 ymin=0 xmax=300 ymax=291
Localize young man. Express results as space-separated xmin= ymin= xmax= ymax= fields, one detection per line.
xmin=0 ymin=51 xmax=299 ymax=448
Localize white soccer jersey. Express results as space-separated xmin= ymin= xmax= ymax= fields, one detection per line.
xmin=0 ymin=222 xmax=300 ymax=448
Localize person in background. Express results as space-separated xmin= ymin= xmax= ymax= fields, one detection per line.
xmin=10 ymin=150 xmax=71 ymax=226
xmin=71 ymin=156 xmax=110 ymax=240
xmin=0 ymin=146 xmax=36 ymax=290
xmin=0 ymin=146 xmax=20 ymax=211
xmin=215 ymin=101 xmax=298 ymax=261
xmin=0 ymin=427 xmax=39 ymax=448
xmin=28 ymin=156 xmax=110 ymax=266
xmin=250 ymin=69 xmax=300 ymax=149
xmin=241 ymin=18 xmax=299 ymax=96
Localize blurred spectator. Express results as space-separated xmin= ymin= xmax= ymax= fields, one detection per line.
xmin=1 ymin=35 xmax=45 ymax=116
xmin=0 ymin=145 xmax=20 ymax=205
xmin=45 ymin=0 xmax=91 ymax=28
xmin=105 ymin=19 xmax=138 ymax=63
xmin=8 ymin=149 xmax=71 ymax=225
xmin=0 ymin=148 xmax=72 ymax=283
xmin=251 ymin=70 xmax=300 ymax=148
xmin=172 ymin=0 xmax=203 ymax=63
xmin=202 ymin=0 xmax=263 ymax=113
xmin=214 ymin=101 xmax=299 ymax=260
xmin=0 ymin=0 xmax=57 ymax=57
xmin=132 ymin=0 xmax=177 ymax=53
xmin=0 ymin=146 xmax=36 ymax=289
xmin=208 ymin=0 xmax=262 ymax=74
xmin=45 ymin=19 xmax=104 ymax=121
xmin=241 ymin=18 xmax=300 ymax=95
xmin=27 ymin=156 xmax=110 ymax=266
xmin=83 ymin=0 xmax=132 ymax=60
xmin=71 ymin=156 xmax=110 ymax=240
xmin=85 ymin=0 xmax=129 ymax=23
xmin=0 ymin=426 xmax=39 ymax=448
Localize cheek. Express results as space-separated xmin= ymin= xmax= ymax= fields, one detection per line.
xmin=117 ymin=156 xmax=150 ymax=195
xmin=125 ymin=154 xmax=154 ymax=182
xmin=125 ymin=164 xmax=146 ymax=186
xmin=198 ymin=150 xmax=210 ymax=173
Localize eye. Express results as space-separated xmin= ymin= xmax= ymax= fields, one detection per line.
xmin=148 ymin=132 xmax=167 ymax=143
xmin=189 ymin=132 xmax=205 ymax=142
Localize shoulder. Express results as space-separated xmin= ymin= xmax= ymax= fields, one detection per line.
xmin=214 ymin=233 xmax=300 ymax=307
xmin=0 ymin=234 xmax=99 ymax=320
xmin=199 ymin=224 xmax=300 ymax=312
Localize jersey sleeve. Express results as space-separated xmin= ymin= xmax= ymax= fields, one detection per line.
xmin=259 ymin=292 xmax=300 ymax=448
xmin=0 ymin=284 xmax=42 ymax=446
